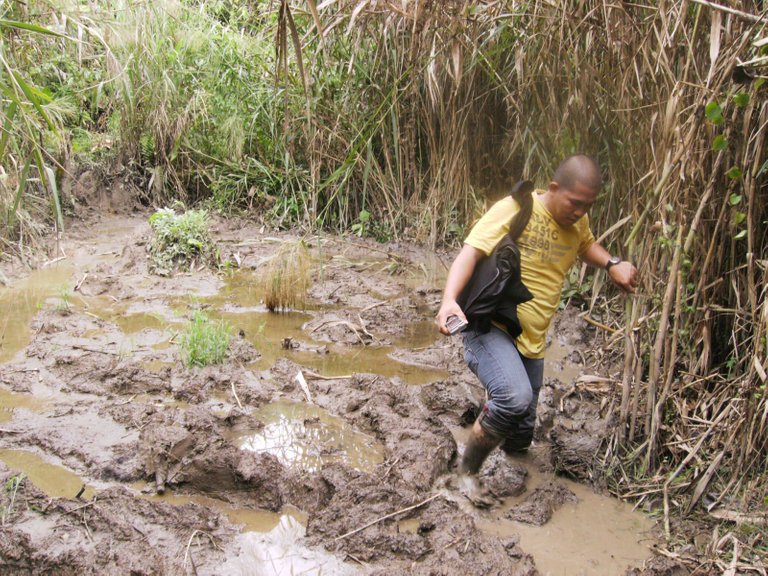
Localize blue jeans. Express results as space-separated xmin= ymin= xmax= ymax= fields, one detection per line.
xmin=462 ymin=325 xmax=544 ymax=445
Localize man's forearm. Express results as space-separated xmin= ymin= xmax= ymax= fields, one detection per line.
xmin=582 ymin=242 xmax=612 ymax=268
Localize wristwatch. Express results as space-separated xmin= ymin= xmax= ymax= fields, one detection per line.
xmin=605 ymin=255 xmax=622 ymax=271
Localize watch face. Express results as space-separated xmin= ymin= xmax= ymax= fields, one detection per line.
xmin=607 ymin=256 xmax=621 ymax=268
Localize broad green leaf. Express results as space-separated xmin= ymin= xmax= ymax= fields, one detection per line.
xmin=712 ymin=135 xmax=728 ymax=151
xmin=734 ymin=229 xmax=747 ymax=240
xmin=705 ymin=102 xmax=724 ymax=124
xmin=734 ymin=212 xmax=747 ymax=225
xmin=727 ymin=167 xmax=742 ymax=179
xmin=732 ymin=93 xmax=749 ymax=107
xmin=729 ymin=193 xmax=742 ymax=206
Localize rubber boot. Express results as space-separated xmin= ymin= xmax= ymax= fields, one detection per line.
xmin=459 ymin=418 xmax=501 ymax=475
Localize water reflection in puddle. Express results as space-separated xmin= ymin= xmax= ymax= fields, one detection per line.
xmin=219 ymin=515 xmax=356 ymax=576
xmin=138 ymin=486 xmax=306 ymax=533
xmin=232 ymin=401 xmax=384 ymax=473
xmin=0 ymin=264 xmax=75 ymax=363
xmin=0 ymin=449 xmax=95 ymax=501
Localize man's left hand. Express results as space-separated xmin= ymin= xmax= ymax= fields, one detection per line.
xmin=608 ymin=261 xmax=638 ymax=293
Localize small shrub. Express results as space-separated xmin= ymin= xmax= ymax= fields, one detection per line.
xmin=179 ymin=310 xmax=231 ymax=367
xmin=148 ymin=207 xmax=218 ymax=275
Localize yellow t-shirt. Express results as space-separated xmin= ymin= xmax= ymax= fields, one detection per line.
xmin=464 ymin=191 xmax=595 ymax=358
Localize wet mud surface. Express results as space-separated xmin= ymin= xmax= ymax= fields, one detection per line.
xmin=0 ymin=214 xmax=674 ymax=575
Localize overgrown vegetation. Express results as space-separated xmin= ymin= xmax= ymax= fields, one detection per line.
xmin=1 ymin=0 xmax=767 ymax=570
xmin=147 ymin=206 xmax=217 ymax=276
xmin=179 ymin=309 xmax=231 ymax=367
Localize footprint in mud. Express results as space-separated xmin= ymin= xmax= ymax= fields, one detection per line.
xmin=436 ymin=472 xmax=499 ymax=510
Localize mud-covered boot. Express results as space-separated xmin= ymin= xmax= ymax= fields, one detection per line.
xmin=457 ymin=420 xmax=501 ymax=508
xmin=460 ymin=419 xmax=501 ymax=475
xmin=500 ymin=433 xmax=533 ymax=455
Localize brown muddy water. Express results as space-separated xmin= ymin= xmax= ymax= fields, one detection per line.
xmin=0 ymin=216 xmax=658 ymax=575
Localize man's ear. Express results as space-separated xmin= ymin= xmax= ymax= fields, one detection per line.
xmin=547 ymin=181 xmax=560 ymax=194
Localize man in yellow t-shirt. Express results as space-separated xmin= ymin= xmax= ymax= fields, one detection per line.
xmin=436 ymin=155 xmax=638 ymax=491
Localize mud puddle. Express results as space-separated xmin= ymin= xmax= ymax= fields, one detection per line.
xmin=0 ymin=214 xmax=661 ymax=575
xmin=447 ymin=426 xmax=653 ymax=575
xmin=0 ymin=263 xmax=75 ymax=363
xmin=229 ymin=400 xmax=384 ymax=473
xmin=0 ymin=449 xmax=96 ymax=500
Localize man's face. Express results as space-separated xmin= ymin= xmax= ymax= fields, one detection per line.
xmin=547 ymin=181 xmax=598 ymax=227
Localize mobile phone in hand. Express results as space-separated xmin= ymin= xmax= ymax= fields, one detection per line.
xmin=446 ymin=315 xmax=468 ymax=335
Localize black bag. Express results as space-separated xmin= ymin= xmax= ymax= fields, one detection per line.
xmin=457 ymin=180 xmax=535 ymax=337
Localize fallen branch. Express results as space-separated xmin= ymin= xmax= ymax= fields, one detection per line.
xmin=333 ymin=494 xmax=441 ymax=542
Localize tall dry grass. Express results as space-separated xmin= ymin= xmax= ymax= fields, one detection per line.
xmin=283 ymin=0 xmax=767 ymax=566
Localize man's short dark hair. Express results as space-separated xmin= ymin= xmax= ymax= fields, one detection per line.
xmin=553 ymin=154 xmax=602 ymax=192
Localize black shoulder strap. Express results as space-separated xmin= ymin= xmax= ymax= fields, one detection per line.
xmin=507 ymin=180 xmax=534 ymax=240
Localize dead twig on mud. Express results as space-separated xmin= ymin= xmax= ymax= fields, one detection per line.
xmin=345 ymin=553 xmax=369 ymax=568
xmin=115 ymin=394 xmax=137 ymax=406
xmin=333 ymin=493 xmax=441 ymax=542
xmin=360 ymin=300 xmax=387 ymax=313
xmin=72 ymin=344 xmax=119 ymax=356
xmin=303 ymin=370 xmax=353 ymax=380
xmin=295 ymin=371 xmax=313 ymax=403
xmin=440 ymin=537 xmax=463 ymax=551
xmin=309 ymin=319 xmax=373 ymax=346
xmin=579 ymin=313 xmax=618 ymax=333
xmin=60 ymin=500 xmax=97 ymax=515
xmin=230 ymin=381 xmax=243 ymax=410
xmin=41 ymin=256 xmax=67 ymax=268
xmin=183 ymin=529 xmax=222 ymax=575
xmin=74 ymin=273 xmax=88 ymax=292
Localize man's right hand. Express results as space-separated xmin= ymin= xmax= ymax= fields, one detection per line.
xmin=436 ymin=300 xmax=467 ymax=335
xmin=436 ymin=244 xmax=485 ymax=335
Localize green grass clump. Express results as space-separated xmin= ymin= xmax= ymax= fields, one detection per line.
xmin=179 ymin=310 xmax=231 ymax=367
xmin=148 ymin=207 xmax=218 ymax=275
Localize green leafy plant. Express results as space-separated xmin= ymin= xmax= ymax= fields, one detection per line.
xmin=179 ymin=310 xmax=231 ymax=367
xmin=147 ymin=206 xmax=218 ymax=275
xmin=351 ymin=209 xmax=370 ymax=237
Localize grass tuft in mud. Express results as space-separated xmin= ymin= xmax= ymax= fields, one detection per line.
xmin=179 ymin=310 xmax=231 ymax=367
xmin=148 ymin=207 xmax=218 ymax=276
xmin=2 ymin=473 xmax=26 ymax=525
xmin=262 ymin=240 xmax=310 ymax=312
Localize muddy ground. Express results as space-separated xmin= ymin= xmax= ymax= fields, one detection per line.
xmin=0 ymin=210 xmax=685 ymax=575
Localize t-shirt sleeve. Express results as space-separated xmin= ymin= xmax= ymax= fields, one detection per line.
xmin=464 ymin=197 xmax=518 ymax=256
xmin=576 ymin=214 xmax=596 ymax=256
